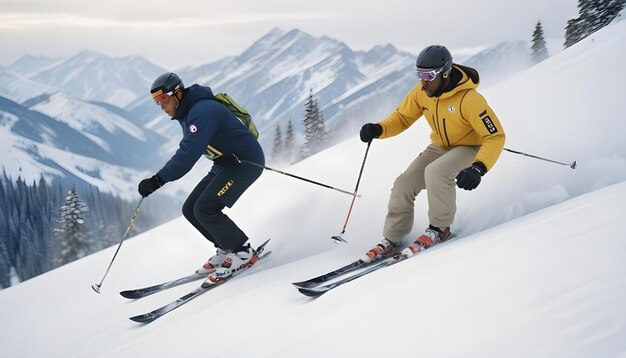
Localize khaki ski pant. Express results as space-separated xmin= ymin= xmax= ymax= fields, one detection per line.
xmin=383 ymin=144 xmax=479 ymax=242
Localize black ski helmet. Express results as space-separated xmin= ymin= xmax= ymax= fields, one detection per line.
xmin=150 ymin=72 xmax=184 ymax=95
xmin=415 ymin=45 xmax=452 ymax=74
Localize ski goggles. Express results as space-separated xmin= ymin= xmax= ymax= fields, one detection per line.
xmin=152 ymin=91 xmax=174 ymax=105
xmin=415 ymin=67 xmax=444 ymax=82
xmin=151 ymin=88 xmax=179 ymax=105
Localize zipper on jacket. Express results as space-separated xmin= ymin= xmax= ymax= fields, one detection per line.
xmin=442 ymin=118 xmax=451 ymax=147
xmin=434 ymin=99 xmax=445 ymax=144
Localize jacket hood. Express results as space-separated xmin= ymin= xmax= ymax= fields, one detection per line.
xmin=455 ymin=64 xmax=480 ymax=84
xmin=172 ymin=84 xmax=215 ymax=120
xmin=438 ymin=64 xmax=480 ymax=99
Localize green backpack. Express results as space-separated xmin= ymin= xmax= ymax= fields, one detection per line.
xmin=213 ymin=93 xmax=259 ymax=139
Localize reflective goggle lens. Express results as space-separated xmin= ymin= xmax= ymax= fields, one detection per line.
xmin=415 ymin=68 xmax=442 ymax=82
xmin=152 ymin=91 xmax=173 ymax=105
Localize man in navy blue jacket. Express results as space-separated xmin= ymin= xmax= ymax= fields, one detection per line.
xmin=138 ymin=73 xmax=264 ymax=283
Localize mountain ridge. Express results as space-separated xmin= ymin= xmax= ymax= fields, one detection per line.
xmin=2 ymin=28 xmax=533 ymax=198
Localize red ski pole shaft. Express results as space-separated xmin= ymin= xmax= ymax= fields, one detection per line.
xmin=332 ymin=141 xmax=372 ymax=242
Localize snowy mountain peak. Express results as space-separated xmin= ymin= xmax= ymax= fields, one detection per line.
xmin=256 ymin=27 xmax=287 ymax=43
xmin=1 ymin=27 xmax=547 ymax=200
xmin=176 ymin=27 xmax=416 ymax=151
xmin=15 ymin=51 xmax=165 ymax=108
xmin=7 ymin=54 xmax=65 ymax=78
xmin=364 ymin=43 xmax=400 ymax=57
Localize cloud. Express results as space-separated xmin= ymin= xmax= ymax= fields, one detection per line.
xmin=0 ymin=12 xmax=336 ymax=30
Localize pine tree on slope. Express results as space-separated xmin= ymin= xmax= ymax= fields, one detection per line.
xmin=301 ymin=90 xmax=328 ymax=159
xmin=272 ymin=122 xmax=283 ymax=162
xmin=531 ymin=20 xmax=550 ymax=64
xmin=284 ymin=119 xmax=296 ymax=163
xmin=54 ymin=186 xmax=89 ymax=267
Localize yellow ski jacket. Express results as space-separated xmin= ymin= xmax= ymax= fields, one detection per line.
xmin=377 ymin=64 xmax=505 ymax=171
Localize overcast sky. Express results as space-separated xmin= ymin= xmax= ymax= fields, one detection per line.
xmin=1 ymin=0 xmax=578 ymax=69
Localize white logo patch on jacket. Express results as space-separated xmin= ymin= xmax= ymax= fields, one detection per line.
xmin=189 ymin=124 xmax=198 ymax=133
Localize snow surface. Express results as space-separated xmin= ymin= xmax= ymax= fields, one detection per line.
xmin=1 ymin=20 xmax=626 ymax=358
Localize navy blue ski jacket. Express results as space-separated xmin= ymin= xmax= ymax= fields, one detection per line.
xmin=156 ymin=84 xmax=264 ymax=183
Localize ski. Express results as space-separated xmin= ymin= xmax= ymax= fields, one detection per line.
xmin=120 ymin=272 xmax=206 ymax=299
xmin=297 ymin=235 xmax=456 ymax=298
xmin=297 ymin=253 xmax=407 ymax=297
xmin=291 ymin=255 xmax=392 ymax=289
xmin=129 ymin=239 xmax=271 ymax=324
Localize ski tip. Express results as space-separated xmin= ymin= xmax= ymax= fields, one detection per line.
xmin=201 ymin=281 xmax=217 ymax=289
xmin=292 ymin=280 xmax=318 ymax=289
xmin=129 ymin=314 xmax=157 ymax=324
xmin=120 ymin=290 xmax=140 ymax=299
xmin=298 ymin=288 xmax=325 ymax=298
xmin=254 ymin=239 xmax=271 ymax=255
xmin=291 ymin=282 xmax=306 ymax=288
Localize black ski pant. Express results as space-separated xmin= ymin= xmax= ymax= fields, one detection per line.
xmin=182 ymin=162 xmax=262 ymax=252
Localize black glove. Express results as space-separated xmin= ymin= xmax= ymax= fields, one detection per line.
xmin=359 ymin=123 xmax=382 ymax=143
xmin=138 ymin=174 xmax=164 ymax=197
xmin=456 ymin=162 xmax=487 ymax=191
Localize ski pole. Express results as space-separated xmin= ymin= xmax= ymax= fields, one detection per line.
xmin=504 ymin=148 xmax=577 ymax=169
xmin=92 ymin=197 xmax=144 ymax=294
xmin=233 ymin=155 xmax=360 ymax=198
xmin=331 ymin=141 xmax=372 ymax=243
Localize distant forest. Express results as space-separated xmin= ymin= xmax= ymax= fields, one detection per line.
xmin=0 ymin=173 xmax=179 ymax=289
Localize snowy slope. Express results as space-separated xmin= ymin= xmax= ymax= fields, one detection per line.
xmin=0 ymin=182 xmax=624 ymax=357
xmin=1 ymin=16 xmax=626 ymax=358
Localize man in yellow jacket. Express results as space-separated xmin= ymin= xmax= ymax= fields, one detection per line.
xmin=359 ymin=45 xmax=505 ymax=261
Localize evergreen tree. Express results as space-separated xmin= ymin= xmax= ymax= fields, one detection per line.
xmin=565 ymin=0 xmax=625 ymax=47
xmin=599 ymin=0 xmax=626 ymax=25
xmin=315 ymin=97 xmax=328 ymax=143
xmin=0 ymin=172 xmax=180 ymax=290
xmin=2 ymin=173 xmax=19 ymax=284
xmin=0 ymin=177 xmax=9 ymax=288
xmin=272 ymin=122 xmax=283 ymax=161
xmin=24 ymin=177 xmax=52 ymax=278
xmin=301 ymin=89 xmax=328 ymax=159
xmin=531 ymin=20 xmax=550 ymax=64
xmin=13 ymin=177 xmax=37 ymax=281
xmin=564 ymin=18 xmax=583 ymax=48
xmin=565 ymin=0 xmax=594 ymax=47
xmin=54 ymin=186 xmax=90 ymax=266
xmin=83 ymin=186 xmax=118 ymax=251
xmin=284 ymin=119 xmax=296 ymax=163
